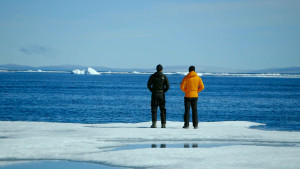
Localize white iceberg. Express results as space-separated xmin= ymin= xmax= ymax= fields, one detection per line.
xmin=86 ymin=67 xmax=100 ymax=75
xmin=0 ymin=121 xmax=299 ymax=169
xmin=72 ymin=69 xmax=85 ymax=74
xmin=72 ymin=67 xmax=100 ymax=75
xmin=132 ymin=71 xmax=140 ymax=74
xmin=176 ymin=72 xmax=188 ymax=75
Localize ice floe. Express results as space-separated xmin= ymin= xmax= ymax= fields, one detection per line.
xmin=72 ymin=69 xmax=85 ymax=74
xmin=72 ymin=67 xmax=100 ymax=75
xmin=0 ymin=121 xmax=299 ymax=169
xmin=86 ymin=67 xmax=101 ymax=75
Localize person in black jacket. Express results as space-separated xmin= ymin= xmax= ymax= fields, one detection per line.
xmin=147 ymin=64 xmax=170 ymax=128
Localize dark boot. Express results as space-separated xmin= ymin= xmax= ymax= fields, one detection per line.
xmin=160 ymin=109 xmax=166 ymax=125
xmin=161 ymin=123 xmax=166 ymax=128
xmin=151 ymin=122 xmax=157 ymax=128
xmin=151 ymin=111 xmax=157 ymax=128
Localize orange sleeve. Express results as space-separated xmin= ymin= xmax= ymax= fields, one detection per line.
xmin=180 ymin=77 xmax=187 ymax=93
xmin=197 ymin=77 xmax=204 ymax=92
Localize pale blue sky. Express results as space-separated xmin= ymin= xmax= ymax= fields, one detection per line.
xmin=0 ymin=0 xmax=299 ymax=69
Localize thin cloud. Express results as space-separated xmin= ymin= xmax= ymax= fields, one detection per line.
xmin=19 ymin=45 xmax=54 ymax=57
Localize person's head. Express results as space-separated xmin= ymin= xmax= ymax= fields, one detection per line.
xmin=189 ymin=66 xmax=195 ymax=72
xmin=156 ymin=64 xmax=163 ymax=72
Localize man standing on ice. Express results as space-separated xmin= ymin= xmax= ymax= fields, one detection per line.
xmin=180 ymin=66 xmax=204 ymax=129
xmin=147 ymin=64 xmax=170 ymax=128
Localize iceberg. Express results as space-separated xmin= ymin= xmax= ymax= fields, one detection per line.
xmin=72 ymin=69 xmax=85 ymax=74
xmin=0 ymin=121 xmax=299 ymax=169
xmin=86 ymin=67 xmax=101 ymax=75
xmin=132 ymin=71 xmax=140 ymax=74
xmin=72 ymin=67 xmax=100 ymax=75
xmin=176 ymin=72 xmax=188 ymax=75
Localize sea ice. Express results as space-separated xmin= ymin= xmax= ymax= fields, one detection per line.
xmin=0 ymin=121 xmax=299 ymax=169
xmin=72 ymin=67 xmax=100 ymax=75
xmin=86 ymin=67 xmax=101 ymax=75
xmin=72 ymin=69 xmax=85 ymax=74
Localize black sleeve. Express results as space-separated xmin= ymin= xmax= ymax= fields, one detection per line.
xmin=147 ymin=75 xmax=153 ymax=92
xmin=164 ymin=75 xmax=170 ymax=93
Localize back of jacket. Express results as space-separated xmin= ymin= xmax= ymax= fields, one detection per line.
xmin=180 ymin=71 xmax=204 ymax=97
xmin=147 ymin=72 xmax=170 ymax=93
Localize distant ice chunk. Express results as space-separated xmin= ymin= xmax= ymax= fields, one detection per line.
xmin=132 ymin=71 xmax=140 ymax=74
xmin=72 ymin=69 xmax=85 ymax=74
xmin=72 ymin=67 xmax=100 ymax=75
xmin=86 ymin=67 xmax=101 ymax=75
xmin=176 ymin=72 xmax=188 ymax=75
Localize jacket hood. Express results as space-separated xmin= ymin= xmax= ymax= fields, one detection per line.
xmin=187 ymin=71 xmax=198 ymax=77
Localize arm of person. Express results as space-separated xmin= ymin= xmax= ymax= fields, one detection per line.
xmin=180 ymin=77 xmax=187 ymax=93
xmin=197 ymin=77 xmax=204 ymax=92
xmin=147 ymin=75 xmax=153 ymax=92
xmin=164 ymin=75 xmax=170 ymax=93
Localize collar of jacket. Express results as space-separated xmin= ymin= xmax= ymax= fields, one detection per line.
xmin=154 ymin=71 xmax=163 ymax=76
xmin=187 ymin=71 xmax=198 ymax=77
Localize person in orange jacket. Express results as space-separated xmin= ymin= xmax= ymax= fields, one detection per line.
xmin=180 ymin=66 xmax=204 ymax=129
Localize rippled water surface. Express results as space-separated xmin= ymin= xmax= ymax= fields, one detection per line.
xmin=0 ymin=72 xmax=299 ymax=131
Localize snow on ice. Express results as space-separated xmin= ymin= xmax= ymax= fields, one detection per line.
xmin=0 ymin=121 xmax=299 ymax=169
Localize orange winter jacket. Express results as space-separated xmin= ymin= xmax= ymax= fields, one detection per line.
xmin=180 ymin=71 xmax=204 ymax=97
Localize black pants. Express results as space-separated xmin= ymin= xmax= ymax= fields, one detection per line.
xmin=184 ymin=97 xmax=198 ymax=127
xmin=151 ymin=92 xmax=166 ymax=124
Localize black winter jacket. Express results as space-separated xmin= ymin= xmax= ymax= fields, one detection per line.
xmin=147 ymin=72 xmax=170 ymax=93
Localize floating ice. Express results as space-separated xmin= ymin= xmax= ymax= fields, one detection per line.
xmin=176 ymin=72 xmax=188 ymax=75
xmin=72 ymin=69 xmax=85 ymax=74
xmin=72 ymin=67 xmax=100 ymax=75
xmin=132 ymin=71 xmax=140 ymax=74
xmin=86 ymin=67 xmax=101 ymax=75
xmin=0 ymin=121 xmax=299 ymax=169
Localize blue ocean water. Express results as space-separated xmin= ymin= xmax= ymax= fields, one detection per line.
xmin=0 ymin=72 xmax=299 ymax=131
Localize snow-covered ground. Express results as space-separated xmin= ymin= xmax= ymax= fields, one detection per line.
xmin=0 ymin=121 xmax=299 ymax=169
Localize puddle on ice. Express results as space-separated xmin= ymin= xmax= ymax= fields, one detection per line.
xmin=107 ymin=141 xmax=300 ymax=152
xmin=0 ymin=160 xmax=126 ymax=169
xmin=108 ymin=142 xmax=237 ymax=151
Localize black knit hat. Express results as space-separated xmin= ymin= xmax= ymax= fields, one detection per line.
xmin=156 ymin=64 xmax=163 ymax=71
xmin=189 ymin=66 xmax=195 ymax=72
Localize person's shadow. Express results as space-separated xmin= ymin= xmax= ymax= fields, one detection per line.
xmin=151 ymin=143 xmax=198 ymax=148
xmin=151 ymin=144 xmax=166 ymax=148
xmin=184 ymin=143 xmax=198 ymax=148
